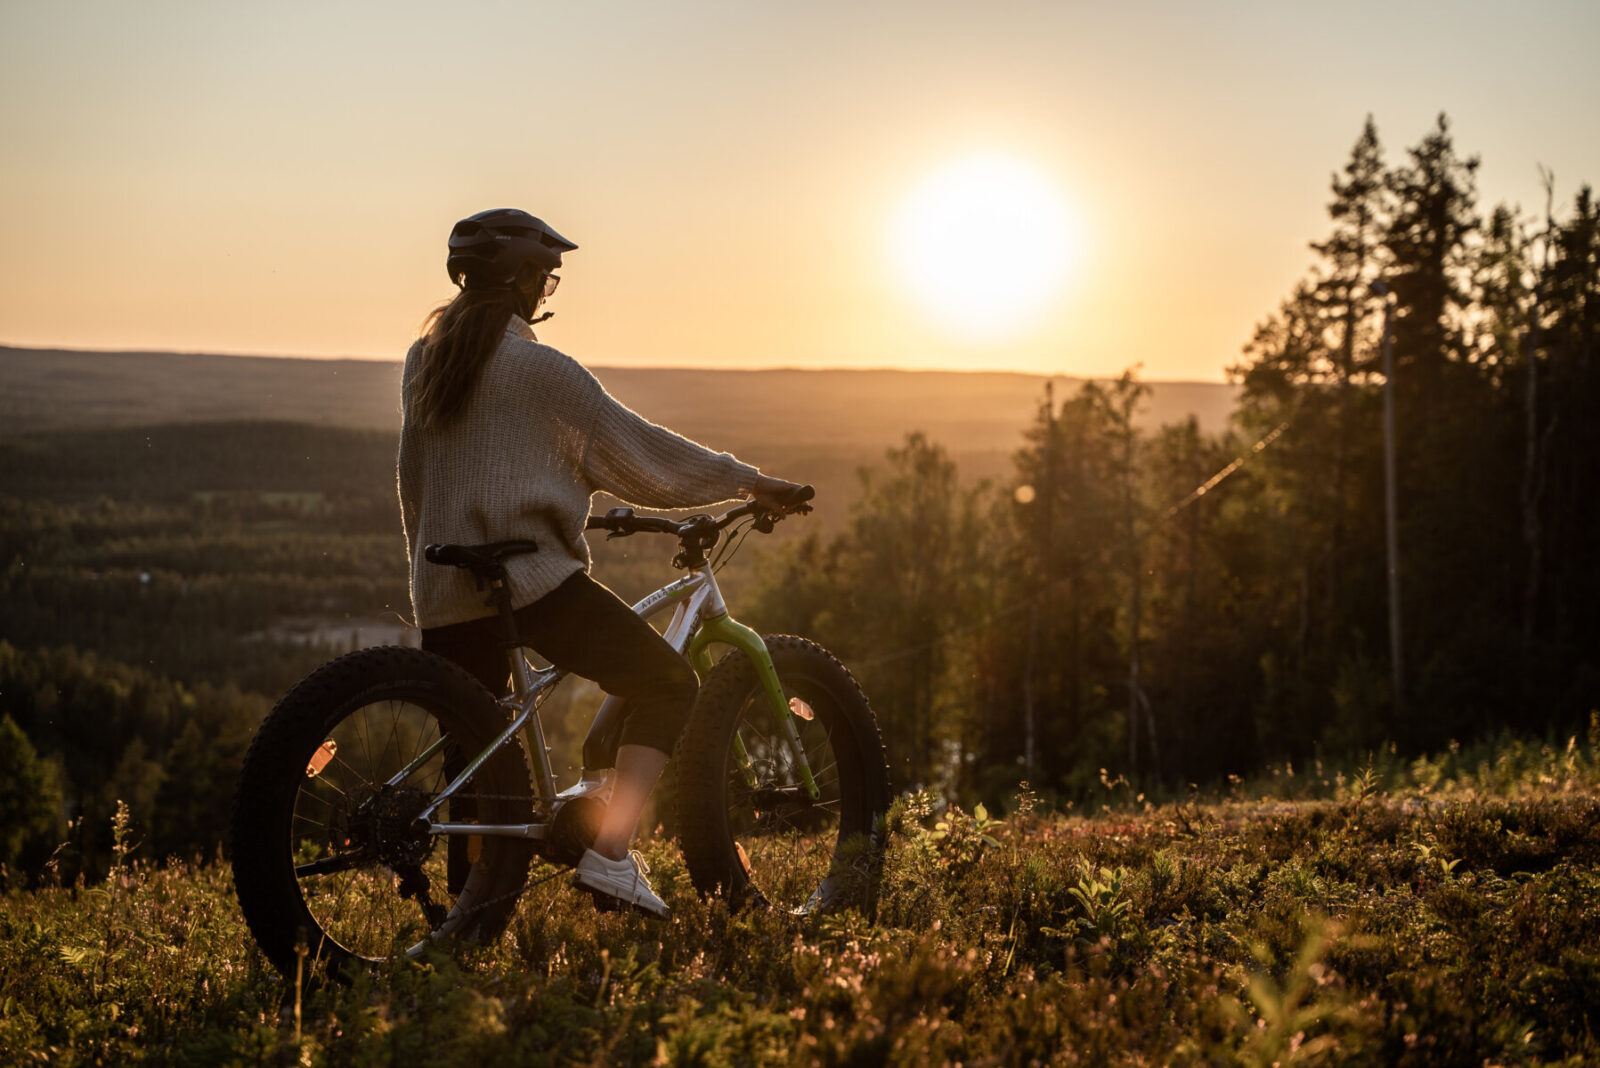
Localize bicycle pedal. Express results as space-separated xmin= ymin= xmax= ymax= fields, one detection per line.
xmin=577 ymin=884 xmax=625 ymax=913
xmin=573 ymin=879 xmax=667 ymax=918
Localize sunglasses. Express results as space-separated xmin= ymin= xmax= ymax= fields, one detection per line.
xmin=543 ymin=274 xmax=561 ymax=298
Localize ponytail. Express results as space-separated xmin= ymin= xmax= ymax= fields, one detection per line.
xmin=410 ymin=270 xmax=540 ymax=428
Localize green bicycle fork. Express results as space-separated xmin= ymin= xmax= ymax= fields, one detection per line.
xmin=690 ymin=613 xmax=822 ymax=801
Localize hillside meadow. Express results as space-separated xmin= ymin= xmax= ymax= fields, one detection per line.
xmin=3 ymin=731 xmax=1598 ymax=1066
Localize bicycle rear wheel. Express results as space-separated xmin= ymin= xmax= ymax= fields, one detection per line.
xmin=675 ymin=636 xmax=890 ymax=913
xmin=230 ymin=646 xmax=534 ymax=978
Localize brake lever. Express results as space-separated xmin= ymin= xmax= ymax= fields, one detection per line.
xmin=605 ymin=529 xmax=635 ymax=540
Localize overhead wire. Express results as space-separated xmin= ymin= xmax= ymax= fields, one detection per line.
xmin=1162 ymin=421 xmax=1290 ymax=519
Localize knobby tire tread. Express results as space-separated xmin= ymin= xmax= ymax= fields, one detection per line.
xmin=674 ymin=635 xmax=890 ymax=910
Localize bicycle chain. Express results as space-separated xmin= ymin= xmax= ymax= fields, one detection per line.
xmin=443 ymin=860 xmax=574 ymax=928
xmin=418 ymin=789 xmax=572 ymax=926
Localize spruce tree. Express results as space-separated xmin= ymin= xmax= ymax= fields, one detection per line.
xmin=0 ymin=714 xmax=65 ymax=880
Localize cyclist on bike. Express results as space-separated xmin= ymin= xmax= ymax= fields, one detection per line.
xmin=398 ymin=207 xmax=804 ymax=918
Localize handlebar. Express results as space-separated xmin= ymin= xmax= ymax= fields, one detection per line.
xmin=585 ymin=484 xmax=814 ymax=540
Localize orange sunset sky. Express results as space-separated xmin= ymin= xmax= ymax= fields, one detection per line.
xmin=2 ymin=1 xmax=1597 ymax=381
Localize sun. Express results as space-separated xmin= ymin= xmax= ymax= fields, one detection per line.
xmin=890 ymin=154 xmax=1081 ymax=344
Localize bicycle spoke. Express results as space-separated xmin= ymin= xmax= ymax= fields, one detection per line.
xmin=321 ymin=867 xmax=360 ymax=939
xmin=386 ymin=700 xmax=405 ymax=780
xmin=355 ymin=708 xmax=376 ymax=783
xmin=407 ymin=717 xmax=438 ymax=770
xmin=342 ymin=876 xmax=382 ymax=953
xmin=807 ymin=754 xmax=839 ymax=782
xmin=305 ymin=770 xmax=355 ymax=804
xmin=291 ymin=812 xmax=331 ymax=836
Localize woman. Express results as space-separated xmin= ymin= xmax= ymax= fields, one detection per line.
xmin=398 ymin=207 xmax=804 ymax=918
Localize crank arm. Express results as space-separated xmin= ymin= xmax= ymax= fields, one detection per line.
xmin=295 ymin=852 xmax=362 ymax=878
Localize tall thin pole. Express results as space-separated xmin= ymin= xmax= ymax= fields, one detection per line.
xmin=1375 ymin=282 xmax=1405 ymax=715
xmin=1023 ymin=605 xmax=1037 ymax=781
xmin=1024 ymin=379 xmax=1055 ymax=782
xmin=1522 ymin=169 xmax=1555 ymax=671
xmin=1123 ymin=401 xmax=1142 ymax=774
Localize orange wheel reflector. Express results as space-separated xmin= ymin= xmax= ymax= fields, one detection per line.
xmin=789 ymin=697 xmax=815 ymax=721
xmin=306 ymin=740 xmax=337 ymax=778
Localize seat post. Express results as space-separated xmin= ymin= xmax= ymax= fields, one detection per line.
xmin=485 ymin=571 xmax=556 ymax=802
xmin=486 ymin=575 xmax=531 ymax=693
xmin=422 ymin=540 xmax=540 ymax=695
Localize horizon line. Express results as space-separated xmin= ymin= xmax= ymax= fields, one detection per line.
xmin=0 ymin=341 xmax=1236 ymax=386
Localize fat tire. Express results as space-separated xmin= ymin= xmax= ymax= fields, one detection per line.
xmin=675 ymin=636 xmax=890 ymax=912
xmin=230 ymin=646 xmax=533 ymax=978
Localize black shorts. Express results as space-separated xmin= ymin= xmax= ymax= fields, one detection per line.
xmin=420 ymin=571 xmax=698 ymax=755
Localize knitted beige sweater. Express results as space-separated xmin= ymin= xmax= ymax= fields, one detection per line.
xmin=398 ymin=316 xmax=759 ymax=628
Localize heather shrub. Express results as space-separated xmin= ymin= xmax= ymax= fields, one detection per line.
xmin=3 ymin=735 xmax=1598 ymax=1065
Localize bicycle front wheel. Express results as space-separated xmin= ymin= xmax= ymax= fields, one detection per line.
xmin=675 ymin=636 xmax=890 ymax=914
xmin=230 ymin=646 xmax=534 ymax=979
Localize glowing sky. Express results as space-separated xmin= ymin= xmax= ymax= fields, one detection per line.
xmin=2 ymin=1 xmax=1597 ymax=380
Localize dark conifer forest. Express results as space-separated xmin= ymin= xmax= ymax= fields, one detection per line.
xmin=749 ymin=115 xmax=1599 ymax=800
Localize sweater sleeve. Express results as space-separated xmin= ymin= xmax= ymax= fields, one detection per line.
xmin=575 ymin=369 xmax=759 ymax=509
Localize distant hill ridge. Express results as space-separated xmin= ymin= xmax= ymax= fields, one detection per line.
xmin=0 ymin=345 xmax=1237 ymax=461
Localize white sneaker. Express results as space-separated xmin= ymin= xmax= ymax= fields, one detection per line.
xmin=572 ymin=848 xmax=670 ymax=918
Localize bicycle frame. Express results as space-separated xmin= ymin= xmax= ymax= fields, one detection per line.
xmin=392 ymin=558 xmax=820 ymax=843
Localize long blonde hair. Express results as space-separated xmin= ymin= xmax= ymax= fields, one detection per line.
xmin=410 ymin=268 xmax=541 ymax=428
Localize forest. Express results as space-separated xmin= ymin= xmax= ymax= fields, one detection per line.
xmin=1 ymin=114 xmax=1596 ymax=885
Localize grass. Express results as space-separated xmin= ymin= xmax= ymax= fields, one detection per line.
xmin=3 ymin=721 xmax=1599 ymax=1067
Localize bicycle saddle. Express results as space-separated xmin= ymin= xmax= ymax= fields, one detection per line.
xmin=423 ymin=540 xmax=540 ymax=583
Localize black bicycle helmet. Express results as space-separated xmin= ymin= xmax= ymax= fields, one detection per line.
xmin=446 ymin=208 xmax=577 ymax=287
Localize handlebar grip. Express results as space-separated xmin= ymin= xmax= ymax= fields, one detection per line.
xmin=584 ymin=506 xmax=686 ymax=536
xmin=587 ymin=506 xmax=637 ymax=532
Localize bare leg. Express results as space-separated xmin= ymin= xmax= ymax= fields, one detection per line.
xmin=593 ymin=743 xmax=669 ymax=861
